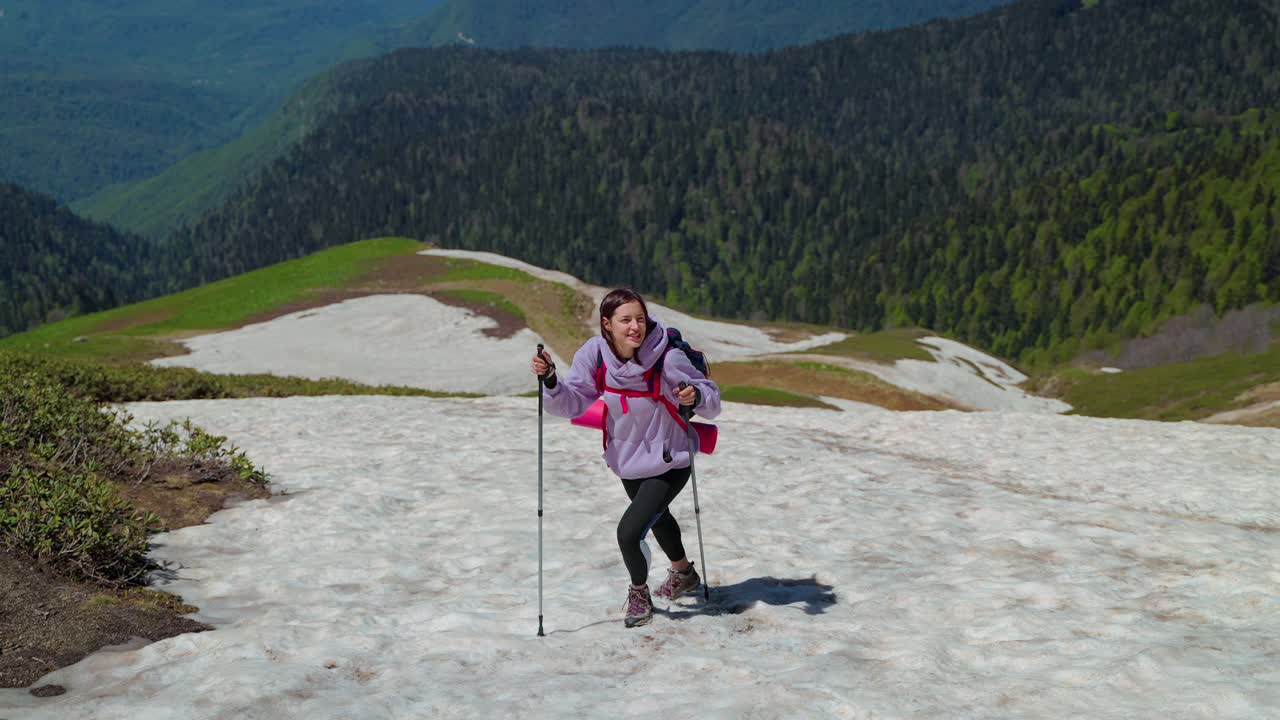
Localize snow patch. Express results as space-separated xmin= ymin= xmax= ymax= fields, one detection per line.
xmin=150 ymin=294 xmax=543 ymax=395
xmin=1 ymin=397 xmax=1274 ymax=718
xmin=421 ymin=249 xmax=846 ymax=360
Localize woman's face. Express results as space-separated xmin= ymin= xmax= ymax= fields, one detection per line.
xmin=604 ymin=301 xmax=647 ymax=356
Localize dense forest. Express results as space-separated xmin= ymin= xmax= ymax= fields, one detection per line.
xmin=0 ymin=184 xmax=161 ymax=338
xmin=74 ymin=0 xmax=1017 ymax=239
xmin=877 ymin=112 xmax=1280 ymax=365
xmin=161 ymin=0 xmax=1280 ymax=363
xmin=5 ymin=0 xmax=1280 ymax=366
xmin=3 ymin=0 xmax=995 ymax=207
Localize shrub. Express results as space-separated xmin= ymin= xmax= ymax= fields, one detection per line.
xmin=0 ymin=356 xmax=266 ymax=583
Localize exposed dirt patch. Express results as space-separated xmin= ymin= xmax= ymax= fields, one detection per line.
xmin=91 ymin=337 xmax=205 ymax=367
xmin=762 ymin=324 xmax=830 ymax=343
xmin=1232 ymin=406 xmax=1280 ymax=428
xmin=94 ymin=309 xmax=178 ymax=334
xmin=433 ymin=278 xmax=594 ymax=360
xmin=111 ymin=460 xmax=271 ymax=533
xmin=1238 ymin=381 xmax=1280 ymax=404
xmin=431 ymin=291 xmax=526 ymax=339
xmin=713 ymin=361 xmax=956 ymax=411
xmin=360 ymin=252 xmax=454 ymax=289
xmin=0 ymin=551 xmax=209 ymax=689
xmin=1200 ymin=401 xmax=1280 ymax=428
xmin=0 ymin=463 xmax=271 ymax=690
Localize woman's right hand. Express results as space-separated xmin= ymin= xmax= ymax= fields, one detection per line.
xmin=531 ymin=352 xmax=554 ymax=379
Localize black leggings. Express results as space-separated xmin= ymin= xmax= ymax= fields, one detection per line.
xmin=617 ymin=466 xmax=691 ymax=586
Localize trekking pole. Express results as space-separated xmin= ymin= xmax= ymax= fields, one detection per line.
xmin=678 ymin=382 xmax=711 ymax=602
xmin=536 ymin=344 xmax=549 ymax=637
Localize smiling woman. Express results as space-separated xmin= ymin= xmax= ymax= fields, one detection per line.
xmin=532 ymin=287 xmax=721 ymax=628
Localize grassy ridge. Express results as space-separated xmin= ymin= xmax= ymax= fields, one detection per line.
xmin=1056 ymin=339 xmax=1280 ymax=421
xmin=1 ymin=235 xmax=911 ymax=410
xmin=720 ymin=385 xmax=840 ymax=410
xmin=0 ymin=237 xmax=425 ymax=360
xmin=799 ymin=329 xmax=936 ymax=364
xmin=14 ymin=234 xmax=1274 ymax=421
xmin=436 ymin=289 xmax=527 ymax=321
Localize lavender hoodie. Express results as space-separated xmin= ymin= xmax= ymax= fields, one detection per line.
xmin=542 ymin=321 xmax=721 ymax=479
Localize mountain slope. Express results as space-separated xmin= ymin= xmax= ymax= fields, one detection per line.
xmin=879 ymin=110 xmax=1280 ymax=363
xmin=0 ymin=183 xmax=160 ymax=338
xmin=16 ymin=0 xmax=1280 ymax=379
xmin=394 ymin=0 xmax=1017 ymax=52
xmin=75 ymin=0 xmax=1018 ymax=239
xmin=157 ymin=0 xmax=1280 ymax=365
xmin=0 ymin=0 xmax=444 ymax=202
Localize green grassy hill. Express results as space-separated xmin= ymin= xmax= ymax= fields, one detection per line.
xmin=0 ymin=238 xmax=582 ymax=363
xmin=0 ymin=238 xmax=941 ymax=412
xmin=1049 ymin=339 xmax=1280 ymax=423
xmin=5 ymin=237 xmax=1275 ymax=425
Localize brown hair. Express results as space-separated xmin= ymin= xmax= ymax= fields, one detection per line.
xmin=599 ymin=288 xmax=655 ymax=354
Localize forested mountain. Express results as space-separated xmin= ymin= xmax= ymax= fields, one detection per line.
xmin=877 ymin=111 xmax=1280 ymax=365
xmin=394 ymin=0 xmax=1016 ymax=52
xmin=149 ymin=0 xmax=1280 ymax=364
xmin=0 ymin=0 xmax=443 ymax=202
xmin=74 ymin=0 xmax=1016 ymax=239
xmin=0 ymin=184 xmax=160 ymax=338
xmin=7 ymin=0 xmax=1280 ymax=368
xmin=0 ymin=74 xmax=244 ymax=207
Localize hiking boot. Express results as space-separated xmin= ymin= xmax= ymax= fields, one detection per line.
xmin=654 ymin=564 xmax=700 ymax=600
xmin=623 ymin=585 xmax=653 ymax=628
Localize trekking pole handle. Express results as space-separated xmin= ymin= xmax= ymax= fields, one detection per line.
xmin=536 ymin=344 xmax=556 ymax=381
xmin=677 ymin=381 xmax=694 ymax=421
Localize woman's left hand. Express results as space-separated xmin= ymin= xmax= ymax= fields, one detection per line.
xmin=675 ymin=384 xmax=697 ymax=407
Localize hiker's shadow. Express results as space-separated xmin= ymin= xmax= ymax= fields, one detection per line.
xmin=656 ymin=575 xmax=836 ymax=620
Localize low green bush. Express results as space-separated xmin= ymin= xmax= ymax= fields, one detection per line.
xmin=0 ymin=351 xmax=466 ymax=403
xmin=0 ymin=356 xmax=267 ymax=584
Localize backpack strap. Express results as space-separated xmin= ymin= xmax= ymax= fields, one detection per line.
xmin=594 ymin=346 xmax=689 ymax=450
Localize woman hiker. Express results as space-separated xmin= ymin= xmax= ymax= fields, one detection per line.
xmin=531 ymin=288 xmax=721 ymax=628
